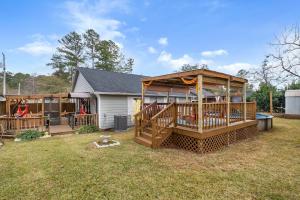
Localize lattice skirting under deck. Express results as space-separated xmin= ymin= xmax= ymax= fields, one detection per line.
xmin=161 ymin=125 xmax=258 ymax=154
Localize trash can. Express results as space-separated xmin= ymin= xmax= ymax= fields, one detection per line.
xmin=114 ymin=115 xmax=128 ymax=131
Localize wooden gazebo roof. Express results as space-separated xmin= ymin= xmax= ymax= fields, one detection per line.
xmin=142 ymin=69 xmax=247 ymax=89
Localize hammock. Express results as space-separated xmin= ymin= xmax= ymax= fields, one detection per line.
xmin=16 ymin=104 xmax=29 ymax=117
xmin=79 ymin=104 xmax=87 ymax=115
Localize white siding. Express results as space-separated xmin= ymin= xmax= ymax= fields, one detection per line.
xmin=285 ymin=96 xmax=300 ymax=115
xmin=127 ymin=96 xmax=136 ymax=126
xmin=144 ymin=96 xmax=167 ymax=103
xmin=73 ymin=73 xmax=94 ymax=93
xmin=99 ymin=95 xmax=128 ymax=129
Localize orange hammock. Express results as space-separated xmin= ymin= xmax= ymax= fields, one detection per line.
xmin=79 ymin=104 xmax=87 ymax=115
xmin=180 ymin=77 xmax=197 ymax=85
xmin=181 ymin=77 xmax=199 ymax=93
xmin=16 ymin=104 xmax=29 ymax=117
xmin=143 ymin=80 xmax=153 ymax=87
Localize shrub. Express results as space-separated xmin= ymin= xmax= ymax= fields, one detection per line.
xmin=16 ymin=130 xmax=45 ymax=141
xmin=78 ymin=125 xmax=99 ymax=134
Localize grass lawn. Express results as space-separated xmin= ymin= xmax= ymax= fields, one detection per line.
xmin=0 ymin=118 xmax=300 ymax=200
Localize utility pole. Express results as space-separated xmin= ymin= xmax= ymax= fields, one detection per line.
xmin=1 ymin=53 xmax=6 ymax=96
xmin=18 ymin=82 xmax=21 ymax=95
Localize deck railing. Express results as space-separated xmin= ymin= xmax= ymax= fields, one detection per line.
xmin=72 ymin=114 xmax=98 ymax=129
xmin=135 ymin=102 xmax=162 ymax=137
xmin=170 ymin=101 xmax=256 ymax=130
xmin=229 ymin=102 xmax=244 ymax=123
xmin=176 ymin=103 xmax=198 ymax=129
xmin=203 ymin=102 xmax=228 ymax=129
xmin=151 ymin=102 xmax=175 ymax=147
xmin=246 ymin=102 xmax=256 ymax=120
xmin=0 ymin=116 xmax=47 ymax=133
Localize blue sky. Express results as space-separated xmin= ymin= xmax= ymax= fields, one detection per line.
xmin=0 ymin=0 xmax=299 ymax=76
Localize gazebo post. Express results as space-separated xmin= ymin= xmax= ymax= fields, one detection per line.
xmin=197 ymin=75 xmax=203 ymax=133
xmin=227 ymin=79 xmax=230 ymax=126
xmin=243 ymin=83 xmax=247 ymax=121
xmin=141 ymin=82 xmax=145 ymax=109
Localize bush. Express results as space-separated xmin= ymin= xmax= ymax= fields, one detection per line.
xmin=78 ymin=125 xmax=99 ymax=134
xmin=16 ymin=130 xmax=45 ymax=141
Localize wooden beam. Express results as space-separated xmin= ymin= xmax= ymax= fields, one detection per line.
xmin=41 ymin=97 xmax=45 ymax=117
xmin=167 ymin=91 xmax=170 ymax=103
xmin=7 ymin=98 xmax=10 ymax=116
xmin=231 ymin=76 xmax=248 ymax=83
xmin=5 ymin=93 xmax=69 ymax=99
xmin=198 ymin=75 xmax=203 ymax=133
xmin=142 ymin=69 xmax=247 ymax=83
xmin=203 ymin=77 xmax=227 ymax=85
xmin=270 ymin=90 xmax=273 ymax=114
xmin=141 ymin=83 xmax=145 ymax=109
xmin=230 ymin=82 xmax=244 ymax=88
xmin=243 ymin=83 xmax=247 ymax=121
xmin=145 ymin=85 xmax=189 ymax=93
xmin=227 ymin=79 xmax=230 ymax=126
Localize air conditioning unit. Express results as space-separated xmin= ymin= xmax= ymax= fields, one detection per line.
xmin=114 ymin=115 xmax=128 ymax=131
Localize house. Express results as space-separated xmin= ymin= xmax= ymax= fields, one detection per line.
xmin=285 ymin=90 xmax=300 ymax=118
xmin=71 ymin=67 xmax=193 ymax=129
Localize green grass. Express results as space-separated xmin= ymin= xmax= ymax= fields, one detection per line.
xmin=0 ymin=118 xmax=300 ymax=200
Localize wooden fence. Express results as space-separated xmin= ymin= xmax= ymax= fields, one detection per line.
xmin=170 ymin=101 xmax=256 ymax=130
xmin=0 ymin=116 xmax=47 ymax=134
xmin=71 ymin=114 xmax=98 ymax=129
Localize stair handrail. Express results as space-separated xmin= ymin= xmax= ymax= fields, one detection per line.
xmin=151 ymin=102 xmax=176 ymax=147
xmin=134 ymin=101 xmax=157 ymax=117
xmin=151 ymin=102 xmax=175 ymax=120
xmin=134 ymin=101 xmax=159 ymax=137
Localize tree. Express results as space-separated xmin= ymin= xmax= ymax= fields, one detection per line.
xmin=178 ymin=64 xmax=208 ymax=72
xmin=96 ymin=40 xmax=133 ymax=73
xmin=57 ymin=32 xmax=85 ymax=77
xmin=250 ymin=56 xmax=285 ymax=85
xmin=268 ymin=25 xmax=300 ymax=79
xmin=121 ymin=58 xmax=134 ymax=73
xmin=49 ymin=30 xmax=134 ymax=80
xmin=47 ymin=54 xmax=69 ymax=80
xmin=83 ymin=29 xmax=101 ymax=69
xmin=236 ymin=69 xmax=249 ymax=79
xmin=285 ymin=80 xmax=300 ymax=90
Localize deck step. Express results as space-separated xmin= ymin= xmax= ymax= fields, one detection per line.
xmin=143 ymin=127 xmax=152 ymax=134
xmin=134 ymin=136 xmax=152 ymax=147
xmin=1 ymin=134 xmax=16 ymax=139
xmin=141 ymin=131 xmax=152 ymax=140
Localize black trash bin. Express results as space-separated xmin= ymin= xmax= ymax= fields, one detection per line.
xmin=114 ymin=115 xmax=128 ymax=131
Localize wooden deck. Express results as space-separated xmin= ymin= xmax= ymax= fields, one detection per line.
xmin=0 ymin=113 xmax=98 ymax=138
xmin=49 ymin=125 xmax=75 ymax=136
xmin=134 ymin=102 xmax=258 ymax=153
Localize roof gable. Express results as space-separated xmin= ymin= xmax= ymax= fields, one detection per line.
xmin=75 ymin=67 xmax=146 ymax=94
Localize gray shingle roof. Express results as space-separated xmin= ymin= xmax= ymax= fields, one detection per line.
xmin=74 ymin=67 xmax=216 ymax=97
xmin=76 ymin=67 xmax=146 ymax=94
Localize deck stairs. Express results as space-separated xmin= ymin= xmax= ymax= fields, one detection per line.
xmin=134 ymin=102 xmax=175 ymax=148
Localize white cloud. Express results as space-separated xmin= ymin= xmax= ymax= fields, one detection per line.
xmin=17 ymin=39 xmax=55 ymax=56
xmin=157 ymin=50 xmax=213 ymax=69
xmin=158 ymin=37 xmax=168 ymax=46
xmin=201 ymin=49 xmax=228 ymax=57
xmin=63 ymin=0 xmax=129 ymax=40
xmin=217 ymin=62 xmax=255 ymax=75
xmin=148 ymin=46 xmax=157 ymax=54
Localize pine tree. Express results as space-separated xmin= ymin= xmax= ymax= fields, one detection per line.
xmin=57 ymin=32 xmax=84 ymax=76
xmin=83 ymin=29 xmax=101 ymax=69
xmin=96 ymin=40 xmax=133 ymax=73
xmin=47 ymin=54 xmax=69 ymax=80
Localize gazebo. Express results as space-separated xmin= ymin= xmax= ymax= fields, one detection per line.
xmin=134 ymin=69 xmax=257 ymax=153
xmin=0 ymin=93 xmax=98 ymax=137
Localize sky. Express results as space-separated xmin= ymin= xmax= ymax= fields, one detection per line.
xmin=0 ymin=0 xmax=299 ymax=76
